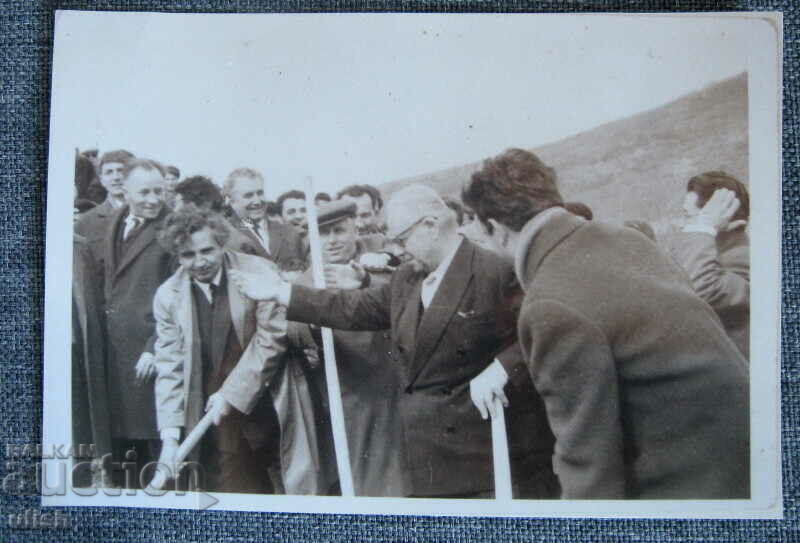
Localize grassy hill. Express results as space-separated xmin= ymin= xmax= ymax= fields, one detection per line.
xmin=380 ymin=73 xmax=748 ymax=236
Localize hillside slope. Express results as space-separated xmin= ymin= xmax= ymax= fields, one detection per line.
xmin=380 ymin=73 xmax=748 ymax=233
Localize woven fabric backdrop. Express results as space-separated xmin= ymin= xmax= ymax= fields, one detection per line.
xmin=0 ymin=1 xmax=796 ymax=541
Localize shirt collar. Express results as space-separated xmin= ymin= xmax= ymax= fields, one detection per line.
xmin=193 ymin=266 xmax=224 ymax=291
xmin=427 ymin=236 xmax=463 ymax=282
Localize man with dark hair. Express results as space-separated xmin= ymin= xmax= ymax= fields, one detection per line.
xmin=163 ymin=165 xmax=181 ymax=208
xmin=174 ymin=175 xmax=224 ymax=213
xmin=671 ymin=171 xmax=750 ymax=359
xmin=222 ymin=168 xmax=304 ymax=269
xmin=277 ymin=190 xmax=309 ymax=249
xmin=153 ymin=209 xmax=289 ymax=493
xmin=154 ymin=208 xmax=327 ymax=494
xmin=99 ymin=157 xmax=173 ymax=487
xmin=229 ymin=184 xmax=559 ymax=499
xmin=278 ymin=190 xmax=311 ymax=267
xmin=75 ymin=149 xmax=136 ymax=262
xmin=314 ymin=192 xmax=332 ymax=205
xmin=462 ymin=148 xmax=750 ymax=499
xmin=336 ymin=184 xmax=385 ymax=235
xmin=173 ymin=176 xmax=261 ymax=256
xmin=564 ymin=201 xmax=593 ymax=221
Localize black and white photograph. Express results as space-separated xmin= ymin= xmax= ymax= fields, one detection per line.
xmin=42 ymin=11 xmax=781 ymax=518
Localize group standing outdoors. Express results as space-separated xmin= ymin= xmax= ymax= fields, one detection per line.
xmin=71 ymin=146 xmax=750 ymax=499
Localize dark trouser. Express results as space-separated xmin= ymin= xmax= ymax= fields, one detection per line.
xmin=110 ymin=438 xmax=161 ymax=488
xmin=196 ymin=425 xmax=276 ymax=494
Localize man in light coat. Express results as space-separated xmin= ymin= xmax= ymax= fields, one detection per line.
xmin=153 ymin=208 xmax=327 ymax=494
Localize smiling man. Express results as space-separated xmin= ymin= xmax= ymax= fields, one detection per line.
xmin=153 ymin=208 xmax=292 ymax=493
xmin=223 ymin=168 xmax=304 ymax=269
xmin=289 ymin=201 xmax=409 ymax=496
xmin=75 ymin=149 xmax=135 ymax=266
xmin=100 ymin=158 xmax=174 ymax=487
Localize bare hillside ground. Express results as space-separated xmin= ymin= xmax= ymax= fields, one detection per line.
xmin=380 ymin=73 xmax=748 ymax=237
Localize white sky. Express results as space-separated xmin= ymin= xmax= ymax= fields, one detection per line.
xmin=52 ymin=12 xmax=753 ymax=198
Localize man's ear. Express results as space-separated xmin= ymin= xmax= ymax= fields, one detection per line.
xmin=488 ymin=219 xmax=510 ymax=247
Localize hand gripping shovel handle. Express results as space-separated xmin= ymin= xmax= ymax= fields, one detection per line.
xmin=149 ymin=411 xmax=215 ymax=491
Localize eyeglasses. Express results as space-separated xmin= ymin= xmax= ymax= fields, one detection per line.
xmin=390 ymin=216 xmax=432 ymax=247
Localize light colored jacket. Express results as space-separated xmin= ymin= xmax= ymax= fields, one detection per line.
xmin=153 ymin=249 xmax=327 ymax=494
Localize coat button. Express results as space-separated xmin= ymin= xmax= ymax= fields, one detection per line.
xmin=456 ymin=348 xmax=466 ymax=356
xmin=444 ymin=426 xmax=456 ymax=435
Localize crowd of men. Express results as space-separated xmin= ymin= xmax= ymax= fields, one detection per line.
xmin=71 ymin=146 xmax=751 ymax=499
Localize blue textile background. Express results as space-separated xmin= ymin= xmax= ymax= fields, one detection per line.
xmin=0 ymin=1 xmax=796 ymax=541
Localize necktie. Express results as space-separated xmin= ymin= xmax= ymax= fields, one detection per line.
xmin=247 ymin=218 xmax=263 ymax=241
xmin=123 ymin=216 xmax=142 ymax=240
xmin=208 ymin=282 xmax=218 ymax=305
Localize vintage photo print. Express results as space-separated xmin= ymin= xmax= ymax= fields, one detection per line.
xmin=41 ymin=11 xmax=782 ymax=518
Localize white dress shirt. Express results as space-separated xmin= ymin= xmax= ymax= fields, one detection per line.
xmin=420 ymin=237 xmax=463 ymax=309
xmin=160 ymin=267 xmax=224 ymax=441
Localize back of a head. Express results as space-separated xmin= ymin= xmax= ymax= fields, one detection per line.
xmin=165 ymin=165 xmax=180 ymax=178
xmin=687 ymin=171 xmax=749 ymax=222
xmin=462 ymin=148 xmax=562 ymax=232
xmin=175 ymin=175 xmax=223 ymax=212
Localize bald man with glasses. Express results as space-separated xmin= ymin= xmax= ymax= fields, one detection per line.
xmin=229 ymin=184 xmax=559 ymax=499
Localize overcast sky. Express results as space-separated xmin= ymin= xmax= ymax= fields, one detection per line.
xmin=52 ymin=12 xmax=753 ymax=197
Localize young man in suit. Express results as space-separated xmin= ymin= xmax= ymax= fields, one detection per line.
xmin=222 ymin=168 xmax=304 ymax=270
xmin=230 ymin=184 xmax=558 ymax=499
xmin=462 ymin=148 xmax=750 ymax=499
xmin=153 ymin=209 xmax=292 ymax=493
xmin=74 ymin=149 xmax=135 ymax=266
xmin=101 ymin=158 xmax=174 ymax=487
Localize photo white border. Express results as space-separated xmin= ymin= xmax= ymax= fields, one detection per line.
xmin=40 ymin=11 xmax=783 ymax=519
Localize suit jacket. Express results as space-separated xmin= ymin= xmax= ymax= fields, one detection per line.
xmin=153 ymin=250 xmax=328 ymax=494
xmin=288 ymin=239 xmax=556 ymax=497
xmin=103 ymin=205 xmax=174 ymax=440
xmin=670 ymin=228 xmax=749 ymax=359
xmin=516 ymin=209 xmax=750 ymax=499
xmin=227 ymin=214 xmax=304 ymax=269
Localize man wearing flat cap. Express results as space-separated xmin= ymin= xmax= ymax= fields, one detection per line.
xmin=230 ymin=184 xmax=559 ymax=499
xmin=288 ymin=200 xmax=409 ymax=496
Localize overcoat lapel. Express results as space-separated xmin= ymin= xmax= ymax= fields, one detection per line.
xmin=103 ymin=207 xmax=126 ymax=294
xmin=409 ymin=242 xmax=474 ymax=385
xmin=113 ymin=212 xmax=165 ymax=280
xmin=174 ymin=269 xmax=205 ymax=437
xmin=224 ymin=253 xmax=253 ymax=347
